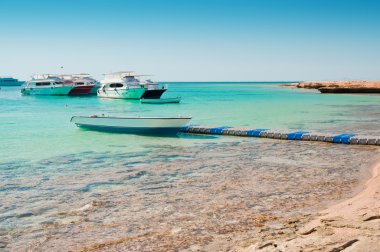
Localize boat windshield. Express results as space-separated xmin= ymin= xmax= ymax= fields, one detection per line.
xmin=35 ymin=82 xmax=51 ymax=86
xmin=124 ymin=76 xmax=139 ymax=83
xmin=109 ymin=83 xmax=124 ymax=88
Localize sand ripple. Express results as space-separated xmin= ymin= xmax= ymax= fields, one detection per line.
xmin=0 ymin=139 xmax=379 ymax=251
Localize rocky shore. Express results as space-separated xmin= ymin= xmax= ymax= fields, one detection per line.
xmin=283 ymin=81 xmax=380 ymax=93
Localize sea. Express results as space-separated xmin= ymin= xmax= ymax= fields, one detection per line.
xmin=1 ymin=83 xmax=380 ymax=251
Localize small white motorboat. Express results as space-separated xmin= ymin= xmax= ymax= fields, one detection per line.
xmin=71 ymin=115 xmax=191 ymax=134
xmin=140 ymin=97 xmax=181 ymax=104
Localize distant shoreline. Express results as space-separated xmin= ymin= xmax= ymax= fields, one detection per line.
xmin=281 ymin=81 xmax=380 ymax=93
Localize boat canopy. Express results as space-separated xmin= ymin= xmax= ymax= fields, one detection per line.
xmin=31 ymin=74 xmax=96 ymax=82
xmin=59 ymin=73 xmax=91 ymax=79
xmin=104 ymin=71 xmax=136 ymax=80
xmin=102 ymin=71 xmax=155 ymax=84
xmin=32 ymin=74 xmax=59 ymax=80
xmin=30 ymin=77 xmax=63 ymax=83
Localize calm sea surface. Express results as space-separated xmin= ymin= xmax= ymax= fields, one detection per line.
xmin=1 ymin=83 xmax=380 ymax=251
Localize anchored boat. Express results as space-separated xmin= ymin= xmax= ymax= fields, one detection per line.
xmin=21 ymin=74 xmax=74 ymax=95
xmin=97 ymin=71 xmax=168 ymax=99
xmin=141 ymin=97 xmax=181 ymax=104
xmin=59 ymin=74 xmax=99 ymax=95
xmin=97 ymin=72 xmax=146 ymax=99
xmin=140 ymin=79 xmax=168 ymax=99
xmin=71 ymin=115 xmax=192 ymax=134
xmin=0 ymin=76 xmax=24 ymax=86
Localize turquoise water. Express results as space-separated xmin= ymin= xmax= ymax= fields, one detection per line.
xmin=1 ymin=83 xmax=379 ymax=163
xmin=1 ymin=83 xmax=380 ymax=251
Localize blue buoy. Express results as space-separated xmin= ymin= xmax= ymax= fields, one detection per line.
xmin=180 ymin=126 xmax=379 ymax=146
xmin=246 ymin=129 xmax=268 ymax=137
xmin=287 ymin=131 xmax=309 ymax=140
xmin=209 ymin=126 xmax=232 ymax=135
xmin=332 ymin=134 xmax=356 ymax=144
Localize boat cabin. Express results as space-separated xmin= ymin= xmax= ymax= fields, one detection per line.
xmin=74 ymin=78 xmax=97 ymax=86
xmin=27 ymin=78 xmax=66 ymax=87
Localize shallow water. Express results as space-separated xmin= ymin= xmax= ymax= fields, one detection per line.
xmin=1 ymin=83 xmax=380 ymax=251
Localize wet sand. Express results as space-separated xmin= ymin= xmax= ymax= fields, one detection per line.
xmin=241 ymin=159 xmax=380 ymax=251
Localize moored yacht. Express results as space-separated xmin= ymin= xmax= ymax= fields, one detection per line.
xmin=140 ymin=78 xmax=167 ymax=99
xmin=60 ymin=74 xmax=99 ymax=95
xmin=97 ymin=71 xmax=146 ymax=99
xmin=0 ymin=76 xmax=24 ymax=86
xmin=21 ymin=74 xmax=74 ymax=95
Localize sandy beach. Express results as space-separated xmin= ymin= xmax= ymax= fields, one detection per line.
xmin=242 ymin=158 xmax=380 ymax=251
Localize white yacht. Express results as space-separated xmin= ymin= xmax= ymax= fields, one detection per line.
xmin=97 ymin=71 xmax=146 ymax=99
xmin=140 ymin=78 xmax=167 ymax=99
xmin=21 ymin=74 xmax=74 ymax=95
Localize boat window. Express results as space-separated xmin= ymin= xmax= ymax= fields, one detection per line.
xmin=35 ymin=82 xmax=51 ymax=86
xmin=110 ymin=83 xmax=123 ymax=88
xmin=76 ymin=82 xmax=85 ymax=85
xmin=55 ymin=82 xmax=64 ymax=85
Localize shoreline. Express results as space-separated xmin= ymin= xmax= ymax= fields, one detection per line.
xmin=243 ymin=158 xmax=380 ymax=251
xmin=281 ymin=81 xmax=380 ymax=93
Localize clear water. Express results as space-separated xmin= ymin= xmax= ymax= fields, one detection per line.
xmin=1 ymin=83 xmax=379 ymax=162
xmin=1 ymin=83 xmax=380 ymax=251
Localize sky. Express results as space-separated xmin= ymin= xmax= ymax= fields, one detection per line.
xmin=0 ymin=0 xmax=379 ymax=81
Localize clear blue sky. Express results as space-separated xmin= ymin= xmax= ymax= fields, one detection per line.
xmin=1 ymin=0 xmax=379 ymax=81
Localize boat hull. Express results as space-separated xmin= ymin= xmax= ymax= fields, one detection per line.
xmin=71 ymin=116 xmax=191 ymax=135
xmin=69 ymin=85 xmax=95 ymax=95
xmin=141 ymin=97 xmax=181 ymax=104
xmin=141 ymin=89 xmax=167 ymax=99
xmin=97 ymin=87 xmax=146 ymax=99
xmin=21 ymin=86 xmax=73 ymax=95
xmin=89 ymin=85 xmax=100 ymax=94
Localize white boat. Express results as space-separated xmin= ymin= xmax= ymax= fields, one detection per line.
xmin=97 ymin=71 xmax=146 ymax=99
xmin=141 ymin=97 xmax=181 ymax=104
xmin=140 ymin=78 xmax=168 ymax=99
xmin=71 ymin=115 xmax=192 ymax=134
xmin=21 ymin=75 xmax=74 ymax=95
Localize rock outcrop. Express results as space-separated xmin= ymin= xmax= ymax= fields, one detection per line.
xmin=285 ymin=81 xmax=380 ymax=93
